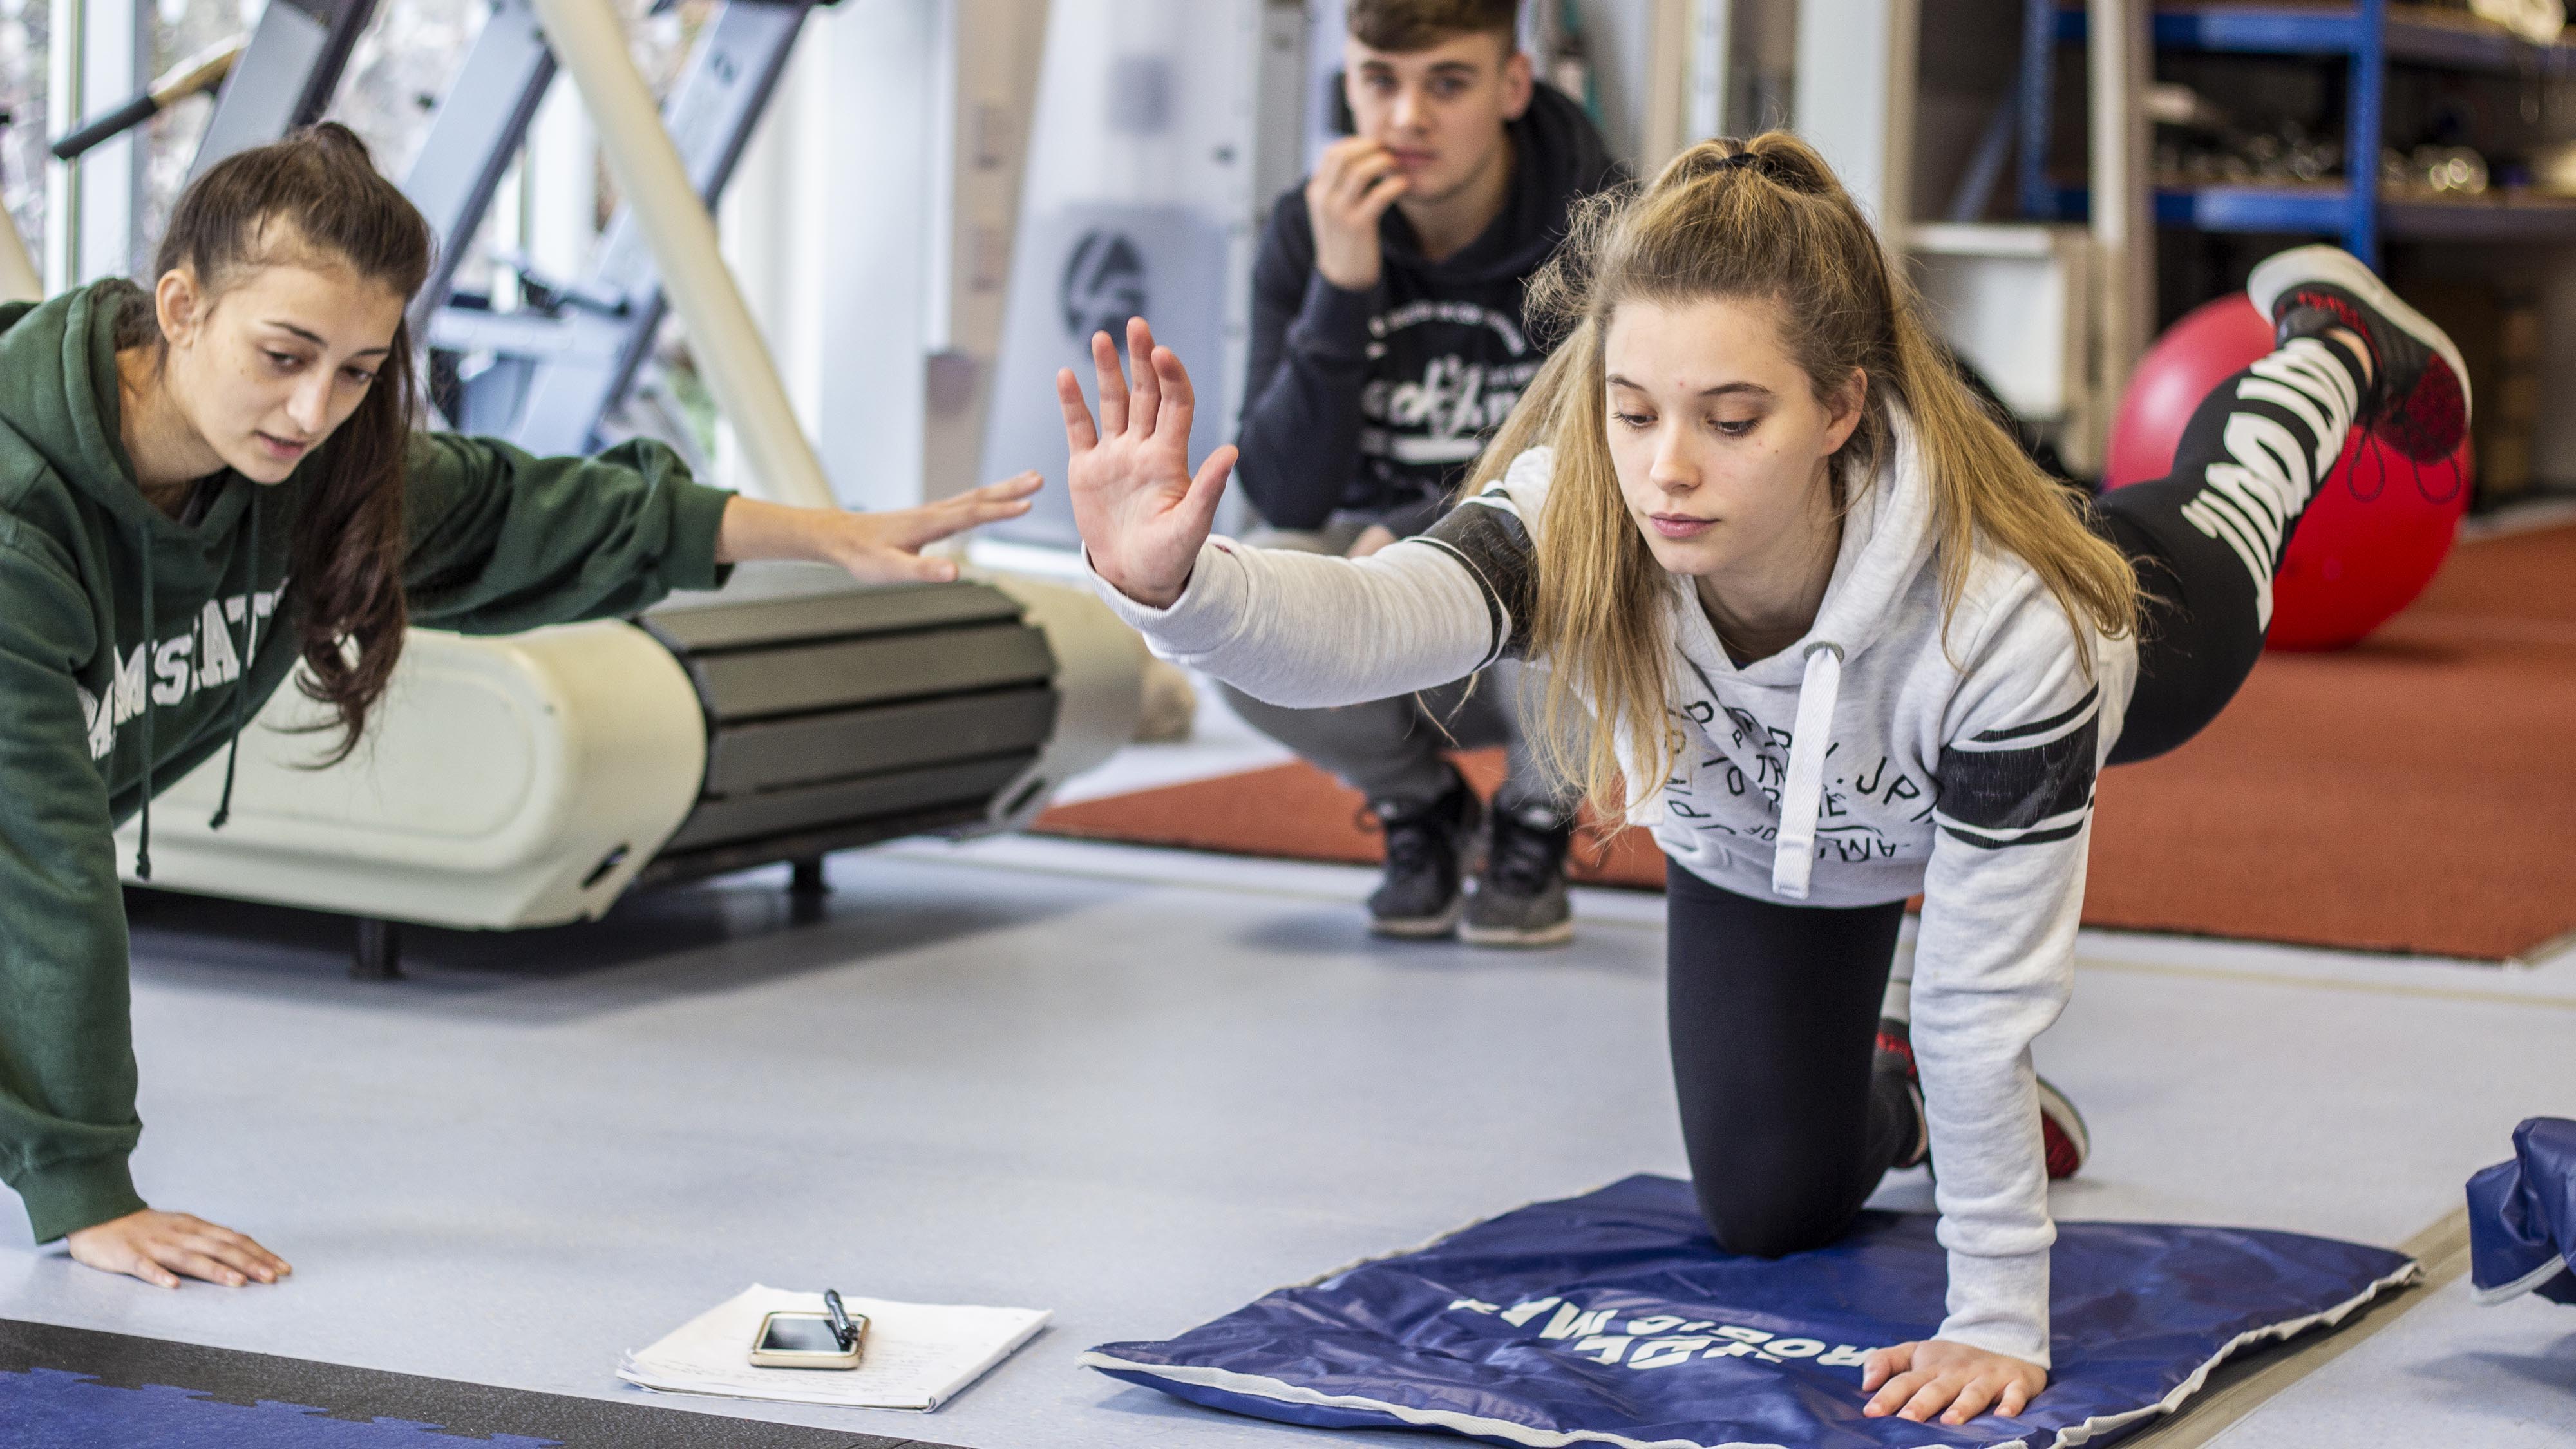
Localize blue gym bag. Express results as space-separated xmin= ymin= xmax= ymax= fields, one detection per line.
xmin=1085 ymin=1175 xmax=2416 ymax=1449
xmin=2468 ymin=1116 xmax=2576 ymax=1307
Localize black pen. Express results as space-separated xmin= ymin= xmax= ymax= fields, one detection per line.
xmin=824 ymin=1288 xmax=857 ymax=1351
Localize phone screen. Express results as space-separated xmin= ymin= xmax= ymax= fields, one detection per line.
xmin=759 ymin=1315 xmax=846 ymax=1353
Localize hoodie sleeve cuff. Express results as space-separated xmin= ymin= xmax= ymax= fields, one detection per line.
xmin=664 ymin=478 xmax=738 ymax=593
xmin=16 ymin=1153 xmax=147 ymax=1244
xmin=1286 ymin=273 xmax=1380 ymax=364
xmin=1935 ymin=1248 xmax=2053 ymax=1368
xmin=1084 ymin=540 xmax=1253 ymax=659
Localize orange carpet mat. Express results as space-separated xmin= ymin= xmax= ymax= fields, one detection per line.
xmin=1036 ymin=526 xmax=2576 ymax=961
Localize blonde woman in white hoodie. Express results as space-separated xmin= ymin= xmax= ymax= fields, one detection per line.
xmin=1059 ymin=132 xmax=2467 ymax=1427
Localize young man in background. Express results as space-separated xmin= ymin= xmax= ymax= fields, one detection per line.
xmin=1229 ymin=0 xmax=1617 ymax=947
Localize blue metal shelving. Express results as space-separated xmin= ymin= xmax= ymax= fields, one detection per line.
xmin=2058 ymin=3 xmax=2576 ymax=69
xmin=2023 ymin=1 xmax=2576 ymax=263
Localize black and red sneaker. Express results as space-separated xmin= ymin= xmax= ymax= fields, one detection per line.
xmin=2035 ymin=1077 xmax=2090 ymax=1180
xmin=1875 ymin=1020 xmax=1930 ymax=1171
xmin=2246 ymin=244 xmax=2470 ymax=462
xmin=1877 ymin=1019 xmax=2090 ymax=1180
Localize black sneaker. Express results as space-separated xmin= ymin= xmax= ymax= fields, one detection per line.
xmin=1461 ymin=804 xmax=1575 ymax=949
xmin=1875 ymin=1018 xmax=2089 ymax=1180
xmin=1364 ymin=770 xmax=1482 ymax=938
xmin=2247 ymin=245 xmax=2470 ymax=462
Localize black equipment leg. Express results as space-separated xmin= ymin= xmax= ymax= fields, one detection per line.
xmin=786 ymin=855 xmax=831 ymax=924
xmin=788 ymin=857 xmax=829 ymax=897
xmin=353 ymin=918 xmax=402 ymax=981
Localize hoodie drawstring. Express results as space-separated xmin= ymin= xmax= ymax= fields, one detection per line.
xmin=133 ymin=528 xmax=154 ymax=881
xmin=1769 ymin=641 xmax=1845 ymax=901
xmin=209 ymin=491 xmax=256 ymax=830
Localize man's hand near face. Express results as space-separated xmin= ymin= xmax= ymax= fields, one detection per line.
xmin=1305 ymin=137 xmax=1410 ymax=292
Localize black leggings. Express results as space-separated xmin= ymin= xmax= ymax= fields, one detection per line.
xmin=1671 ymin=336 xmax=2365 ymax=1255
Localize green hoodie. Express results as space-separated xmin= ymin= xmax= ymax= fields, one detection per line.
xmin=0 ymin=280 xmax=735 ymax=1242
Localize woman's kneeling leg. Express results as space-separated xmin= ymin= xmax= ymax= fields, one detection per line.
xmin=1664 ymin=862 xmax=1913 ymax=1256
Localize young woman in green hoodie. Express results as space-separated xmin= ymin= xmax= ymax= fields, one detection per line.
xmin=0 ymin=124 xmax=1038 ymax=1290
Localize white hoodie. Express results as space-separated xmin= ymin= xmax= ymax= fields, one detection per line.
xmin=1090 ymin=415 xmax=2139 ymax=1367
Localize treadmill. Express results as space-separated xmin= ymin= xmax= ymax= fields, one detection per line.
xmin=88 ymin=0 xmax=1141 ymax=974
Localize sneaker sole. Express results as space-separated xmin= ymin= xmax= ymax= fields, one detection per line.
xmin=2246 ymin=244 xmax=2473 ymax=419
xmin=1370 ymin=900 xmax=1465 ymax=939
xmin=1458 ymin=918 xmax=1576 ymax=949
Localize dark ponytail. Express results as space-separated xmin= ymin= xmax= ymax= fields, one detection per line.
xmin=118 ymin=122 xmax=433 ymax=761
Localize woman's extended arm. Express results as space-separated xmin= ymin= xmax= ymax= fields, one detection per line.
xmin=1062 ymin=317 xmax=1511 ymax=705
xmin=401 ymin=431 xmax=1037 ymax=633
xmin=711 ymin=482 xmax=1039 ymax=580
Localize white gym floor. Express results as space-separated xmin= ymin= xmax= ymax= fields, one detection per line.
xmin=6 ymin=692 xmax=2573 ymax=1448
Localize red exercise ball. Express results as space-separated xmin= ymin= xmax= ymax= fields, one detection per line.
xmin=2103 ymin=294 xmax=2470 ymax=651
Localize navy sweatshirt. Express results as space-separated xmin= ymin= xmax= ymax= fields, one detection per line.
xmin=1236 ymin=83 xmax=1618 ymax=535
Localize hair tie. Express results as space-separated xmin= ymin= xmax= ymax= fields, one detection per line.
xmin=1713 ymin=150 xmax=1765 ymax=175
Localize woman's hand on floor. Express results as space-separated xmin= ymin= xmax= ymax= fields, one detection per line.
xmin=66 ymin=1209 xmax=292 ymax=1289
xmin=1059 ymin=316 xmax=1237 ymax=610
xmin=1861 ymin=1338 xmax=2045 ymax=1423
xmin=714 ymin=475 xmax=1041 ymax=585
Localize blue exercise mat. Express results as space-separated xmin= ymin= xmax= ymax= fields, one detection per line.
xmin=1084 ymin=1175 xmax=2416 ymax=1449
xmin=2469 ymin=1116 xmax=2576 ymax=1307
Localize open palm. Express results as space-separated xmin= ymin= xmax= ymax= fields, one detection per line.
xmin=1057 ymin=317 xmax=1237 ymax=609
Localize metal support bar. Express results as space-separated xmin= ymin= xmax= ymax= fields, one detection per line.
xmin=189 ymin=0 xmax=377 ymax=181
xmin=420 ymin=0 xmax=816 ymax=477
xmin=1949 ymin=66 xmax=2023 ymax=223
xmin=2018 ymin=0 xmax=2058 ymax=218
xmin=401 ymin=0 xmax=556 ymax=337
xmin=524 ymin=0 xmax=835 ymax=507
xmin=2087 ymin=0 xmax=2153 ymax=445
xmin=2345 ymin=0 xmax=2386 ymax=265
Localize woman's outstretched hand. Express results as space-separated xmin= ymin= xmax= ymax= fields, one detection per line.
xmin=66 ymin=1208 xmax=291 ymax=1289
xmin=715 ymin=473 xmax=1042 ymax=585
xmin=1861 ymin=1338 xmax=2045 ymax=1424
xmin=1059 ymin=317 xmax=1237 ymax=609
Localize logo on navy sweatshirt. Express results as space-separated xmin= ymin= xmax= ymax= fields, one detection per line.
xmin=1358 ymin=299 xmax=1541 ymax=482
xmin=76 ymin=583 xmax=285 ymax=761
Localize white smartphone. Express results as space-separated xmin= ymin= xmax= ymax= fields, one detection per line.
xmin=748 ymin=1309 xmax=867 ymax=1369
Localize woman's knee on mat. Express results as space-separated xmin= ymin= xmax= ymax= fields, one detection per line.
xmin=1692 ymin=1178 xmax=1866 ymax=1259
